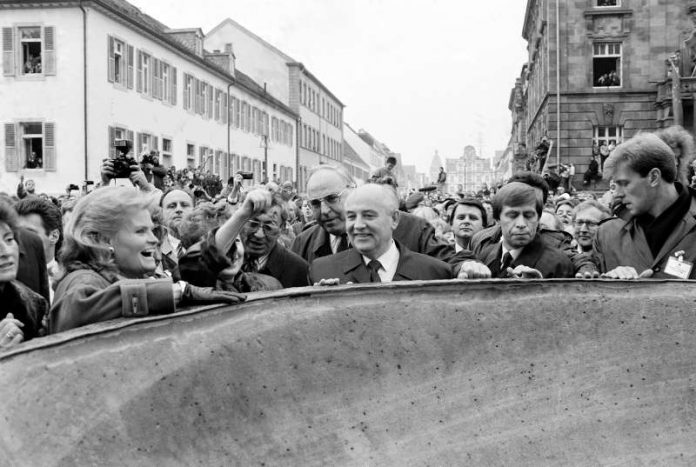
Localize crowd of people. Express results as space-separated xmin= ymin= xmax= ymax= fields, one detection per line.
xmin=0 ymin=125 xmax=695 ymax=350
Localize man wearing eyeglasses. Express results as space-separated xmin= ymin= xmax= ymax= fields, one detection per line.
xmin=572 ymin=201 xmax=611 ymax=254
xmin=291 ymin=165 xmax=455 ymax=264
xmin=213 ymin=189 xmax=309 ymax=289
xmin=309 ymin=184 xmax=452 ymax=284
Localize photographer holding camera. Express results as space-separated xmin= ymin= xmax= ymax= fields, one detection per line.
xmin=140 ymin=151 xmax=167 ymax=190
xmin=100 ymin=140 xmax=161 ymax=200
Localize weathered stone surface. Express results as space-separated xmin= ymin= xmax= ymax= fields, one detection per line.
xmin=1 ymin=280 xmax=695 ymax=465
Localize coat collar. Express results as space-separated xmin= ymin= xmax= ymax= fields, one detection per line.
xmin=340 ymin=241 xmax=419 ymax=282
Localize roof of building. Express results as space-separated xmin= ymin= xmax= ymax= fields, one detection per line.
xmin=207 ymin=18 xmax=345 ymax=107
xmin=206 ymin=18 xmax=294 ymax=62
xmin=342 ymin=140 xmax=370 ymax=170
xmin=0 ymin=0 xmax=297 ymax=118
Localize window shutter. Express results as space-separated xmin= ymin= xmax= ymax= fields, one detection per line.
xmin=126 ymin=130 xmax=134 ymax=146
xmin=107 ymin=36 xmax=115 ymax=82
xmin=44 ymin=123 xmax=56 ymax=171
xmin=153 ymin=58 xmax=160 ymax=99
xmin=108 ymin=125 xmax=115 ymax=158
xmin=153 ymin=136 xmax=158 ymax=151
xmin=209 ymin=86 xmax=214 ymax=119
xmin=170 ymin=66 xmax=177 ymax=105
xmin=4 ymin=123 xmax=18 ymax=172
xmin=136 ymin=132 xmax=142 ymax=155
xmin=126 ymin=44 xmax=134 ymax=89
xmin=194 ymin=79 xmax=200 ymax=114
xmin=136 ymin=50 xmax=142 ymax=92
xmin=222 ymin=93 xmax=227 ymax=124
xmin=43 ymin=27 xmax=56 ymax=75
xmin=2 ymin=27 xmax=15 ymax=77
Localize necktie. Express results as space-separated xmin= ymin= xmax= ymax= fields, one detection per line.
xmin=500 ymin=252 xmax=513 ymax=276
xmin=337 ymin=234 xmax=349 ymax=253
xmin=367 ymin=259 xmax=382 ymax=283
xmin=242 ymin=259 xmax=259 ymax=273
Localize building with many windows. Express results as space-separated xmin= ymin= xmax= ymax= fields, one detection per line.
xmin=206 ymin=18 xmax=344 ymax=191
xmin=443 ymin=146 xmax=496 ymax=194
xmin=509 ymin=0 xmax=691 ymax=180
xmin=1 ymin=0 xmax=297 ymax=193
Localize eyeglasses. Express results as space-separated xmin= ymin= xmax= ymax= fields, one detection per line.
xmin=309 ymin=190 xmax=346 ymax=209
xmin=245 ymin=219 xmax=280 ymax=235
xmin=574 ymin=219 xmax=599 ymax=228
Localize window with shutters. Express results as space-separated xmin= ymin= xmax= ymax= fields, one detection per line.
xmin=141 ymin=52 xmax=151 ymax=95
xmin=206 ymin=84 xmax=214 ymax=119
xmin=161 ymin=138 xmax=173 ymax=167
xmin=21 ymin=123 xmax=43 ymax=169
xmin=4 ymin=122 xmax=56 ymax=172
xmin=3 ymin=26 xmax=56 ymax=77
xmin=214 ymin=89 xmax=221 ymax=121
xmin=183 ymin=74 xmax=194 ymax=110
xmin=112 ymin=37 xmax=125 ymax=84
xmin=19 ymin=27 xmax=42 ymax=75
xmin=161 ymin=62 xmax=170 ymax=102
xmin=186 ymin=143 xmax=195 ymax=167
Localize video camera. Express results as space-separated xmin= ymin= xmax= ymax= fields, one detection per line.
xmin=112 ymin=139 xmax=137 ymax=178
xmin=237 ymin=171 xmax=254 ymax=180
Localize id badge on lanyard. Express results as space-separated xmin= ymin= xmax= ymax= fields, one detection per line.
xmin=664 ymin=250 xmax=694 ymax=279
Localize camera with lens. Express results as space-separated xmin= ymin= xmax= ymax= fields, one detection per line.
xmin=237 ymin=171 xmax=254 ymax=180
xmin=112 ymin=139 xmax=137 ymax=178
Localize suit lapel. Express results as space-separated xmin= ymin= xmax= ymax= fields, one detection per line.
xmin=342 ymin=249 xmax=372 ymax=283
xmin=259 ymin=243 xmax=282 ymax=277
xmin=312 ymin=228 xmax=332 ymax=259
xmin=482 ymin=243 xmax=504 ymax=277
xmin=513 ymin=236 xmax=545 ymax=269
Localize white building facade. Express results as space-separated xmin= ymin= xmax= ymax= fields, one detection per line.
xmin=1 ymin=0 xmax=297 ymax=194
xmin=206 ymin=19 xmax=344 ymax=192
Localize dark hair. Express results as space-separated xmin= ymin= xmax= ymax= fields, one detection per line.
xmin=14 ymin=198 xmax=62 ymax=234
xmin=508 ymin=171 xmax=550 ymax=203
xmin=386 ymin=156 xmax=397 ymax=165
xmin=492 ymin=182 xmax=543 ymax=220
xmin=604 ymin=133 xmax=677 ymax=182
xmin=14 ymin=197 xmax=63 ymax=253
xmin=0 ymin=199 xmax=19 ymax=234
xmin=448 ymin=198 xmax=487 ymax=227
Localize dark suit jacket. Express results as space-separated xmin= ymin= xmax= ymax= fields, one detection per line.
xmin=470 ymin=224 xmax=597 ymax=275
xmin=16 ymin=227 xmax=50 ymax=302
xmin=309 ymin=242 xmax=453 ymax=284
xmin=258 ymin=243 xmax=309 ymax=288
xmin=291 ymin=211 xmax=455 ymax=264
xmin=477 ymin=235 xmax=574 ymax=279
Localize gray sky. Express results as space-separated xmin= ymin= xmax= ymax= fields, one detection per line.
xmin=129 ymin=0 xmax=528 ymax=173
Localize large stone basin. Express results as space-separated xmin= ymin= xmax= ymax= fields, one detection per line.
xmin=1 ymin=280 xmax=695 ymax=466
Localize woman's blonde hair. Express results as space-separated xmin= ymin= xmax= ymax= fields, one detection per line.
xmin=60 ymin=187 xmax=151 ymax=272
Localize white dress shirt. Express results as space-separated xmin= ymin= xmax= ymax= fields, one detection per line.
xmin=362 ymin=240 xmax=400 ymax=282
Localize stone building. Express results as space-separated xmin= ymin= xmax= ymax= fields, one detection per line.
xmin=510 ymin=0 xmax=692 ymax=180
xmin=444 ymin=146 xmax=496 ymax=194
